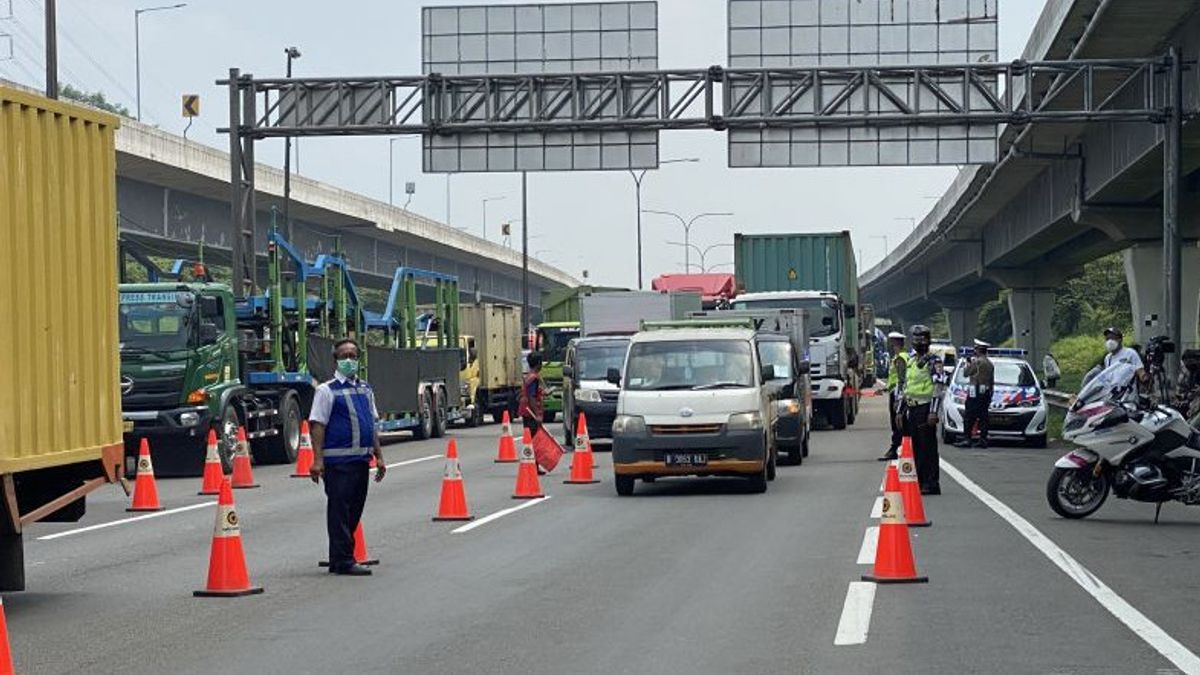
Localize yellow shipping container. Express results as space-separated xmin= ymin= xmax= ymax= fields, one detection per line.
xmin=0 ymin=85 xmax=123 ymax=475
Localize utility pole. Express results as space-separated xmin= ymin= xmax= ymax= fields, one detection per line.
xmin=135 ymin=4 xmax=186 ymax=121
xmin=521 ymin=172 xmax=529 ymax=335
xmin=283 ymin=46 xmax=301 ymax=242
xmin=1163 ymin=46 xmax=1183 ymax=383
xmin=44 ymin=0 xmax=57 ymax=98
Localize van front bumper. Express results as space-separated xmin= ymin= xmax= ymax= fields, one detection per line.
xmin=612 ymin=428 xmax=766 ymax=477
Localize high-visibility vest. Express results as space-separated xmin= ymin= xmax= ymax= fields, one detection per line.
xmin=322 ymin=378 xmax=376 ymax=464
xmin=887 ymin=352 xmax=908 ymax=390
xmin=904 ymin=356 xmax=935 ymax=405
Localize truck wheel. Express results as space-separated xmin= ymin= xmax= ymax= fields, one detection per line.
xmin=615 ymin=475 xmax=636 ymax=496
xmin=829 ymin=399 xmax=848 ymax=430
xmin=431 ymin=388 xmax=448 ymax=439
xmin=465 ymin=390 xmax=483 ymax=428
xmin=258 ymin=392 xmax=301 ymax=465
xmin=413 ymin=390 xmax=434 ymax=441
xmin=217 ymin=404 xmax=241 ymax=473
xmin=802 ymin=428 xmax=811 ymax=457
xmin=766 ymin=447 xmax=778 ymax=481
xmin=747 ymin=466 xmax=769 ymax=494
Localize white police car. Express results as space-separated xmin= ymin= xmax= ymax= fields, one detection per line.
xmin=940 ymin=348 xmax=1049 ymax=448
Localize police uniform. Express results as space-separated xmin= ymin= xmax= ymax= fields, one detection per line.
xmin=310 ymin=371 xmax=379 ymax=572
xmin=881 ymin=338 xmax=909 ymax=460
xmin=959 ymin=342 xmax=995 ymax=448
xmin=902 ymin=350 xmax=945 ymax=494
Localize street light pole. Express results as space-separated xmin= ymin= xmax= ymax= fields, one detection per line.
xmin=282 ymin=46 xmax=301 ymax=242
xmin=44 ymin=0 xmax=57 ymax=98
xmin=643 ymin=210 xmax=733 ymax=274
xmin=134 ymin=4 xmax=186 ymax=121
xmin=667 ymin=241 xmax=733 ymax=273
xmin=482 ymin=195 xmax=506 ymax=240
xmin=628 ymin=157 xmax=699 ymax=290
xmin=388 ymin=138 xmax=399 ymax=206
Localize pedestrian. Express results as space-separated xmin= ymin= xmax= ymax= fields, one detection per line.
xmin=956 ymin=339 xmax=995 ymax=449
xmin=1043 ymin=352 xmax=1061 ymax=389
xmin=900 ymin=325 xmax=945 ymax=495
xmin=1102 ymin=327 xmax=1147 ymax=378
xmin=519 ymin=351 xmax=546 ymax=435
xmin=879 ymin=331 xmax=908 ymax=461
xmin=308 ymin=338 xmax=386 ymax=577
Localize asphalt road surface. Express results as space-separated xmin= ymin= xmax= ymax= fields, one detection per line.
xmin=10 ymin=398 xmax=1200 ymax=674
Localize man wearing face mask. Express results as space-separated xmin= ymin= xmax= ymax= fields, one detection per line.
xmin=309 ymin=338 xmax=387 ymax=576
xmin=899 ymin=325 xmax=946 ymax=495
xmin=1102 ymin=327 xmax=1146 ymax=378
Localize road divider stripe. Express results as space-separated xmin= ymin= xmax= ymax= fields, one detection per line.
xmin=941 ymin=459 xmax=1200 ymax=674
xmin=857 ymin=526 xmax=879 ymax=565
xmin=37 ymin=502 xmax=215 ymax=541
xmin=451 ymin=496 xmax=551 ymax=534
xmin=834 ymin=581 xmax=877 ymax=646
xmin=870 ymin=496 xmax=883 ymax=519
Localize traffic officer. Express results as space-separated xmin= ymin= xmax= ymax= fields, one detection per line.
xmin=956 ymin=339 xmax=995 ymax=449
xmin=308 ymin=338 xmax=387 ymax=576
xmin=898 ymin=325 xmax=945 ymax=495
xmin=879 ymin=331 xmax=908 ymax=461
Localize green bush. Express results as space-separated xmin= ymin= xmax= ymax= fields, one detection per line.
xmin=1048 ymin=334 xmax=1107 ymax=392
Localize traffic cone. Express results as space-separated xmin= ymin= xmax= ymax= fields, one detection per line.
xmin=0 ymin=597 xmax=15 ymax=675
xmin=319 ymin=521 xmax=379 ymax=566
xmin=230 ymin=426 xmax=259 ymax=489
xmin=433 ymin=439 xmax=473 ymax=521
xmin=512 ymin=427 xmax=544 ymax=499
xmin=897 ymin=436 xmax=931 ymax=527
xmin=564 ymin=413 xmax=599 ymax=485
xmin=291 ymin=420 xmax=314 ymax=478
xmin=198 ymin=429 xmax=224 ymax=496
xmin=127 ymin=438 xmax=164 ymax=512
xmin=494 ymin=410 xmax=518 ymax=463
xmin=862 ymin=463 xmax=928 ymax=584
xmin=194 ymin=477 xmax=264 ymax=597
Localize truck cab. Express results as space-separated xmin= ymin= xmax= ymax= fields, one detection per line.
xmin=534 ymin=321 xmax=581 ymax=423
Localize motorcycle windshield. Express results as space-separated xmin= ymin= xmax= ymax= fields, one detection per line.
xmin=1074 ymin=362 xmax=1136 ymax=408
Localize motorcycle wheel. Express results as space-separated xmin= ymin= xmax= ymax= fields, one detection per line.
xmin=1046 ymin=467 xmax=1110 ymax=519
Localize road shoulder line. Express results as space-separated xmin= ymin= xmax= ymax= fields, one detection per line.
xmin=857 ymin=526 xmax=879 ymax=565
xmin=451 ymin=496 xmax=551 ymax=533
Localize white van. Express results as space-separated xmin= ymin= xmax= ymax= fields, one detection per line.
xmin=610 ymin=325 xmax=778 ymax=495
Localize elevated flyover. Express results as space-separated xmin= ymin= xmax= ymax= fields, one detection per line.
xmin=860 ymin=0 xmax=1200 ymax=361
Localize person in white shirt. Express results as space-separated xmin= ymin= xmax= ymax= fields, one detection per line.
xmin=1042 ymin=353 xmax=1061 ymax=388
xmin=1102 ymin=327 xmax=1147 ymax=383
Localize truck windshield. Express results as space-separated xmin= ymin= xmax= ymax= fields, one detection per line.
xmin=537 ymin=326 xmax=580 ymax=362
xmin=119 ymin=299 xmax=194 ymax=351
xmin=734 ymin=298 xmax=840 ymax=338
xmin=625 ymin=339 xmax=754 ymax=391
xmin=576 ymin=341 xmax=629 ymax=380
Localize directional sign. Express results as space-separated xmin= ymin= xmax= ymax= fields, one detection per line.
xmin=182 ymin=94 xmax=200 ymax=118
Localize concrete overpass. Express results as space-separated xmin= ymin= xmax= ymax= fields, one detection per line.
xmin=860 ymin=0 xmax=1200 ymax=362
xmin=112 ymin=117 xmax=576 ymax=312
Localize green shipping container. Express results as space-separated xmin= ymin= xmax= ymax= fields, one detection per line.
xmin=538 ymin=285 xmax=626 ymax=324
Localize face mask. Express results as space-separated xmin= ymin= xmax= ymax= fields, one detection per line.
xmin=1105 ymin=339 xmax=1119 ymax=353
xmin=337 ymin=358 xmax=359 ymax=377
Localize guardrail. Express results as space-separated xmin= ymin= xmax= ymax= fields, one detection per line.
xmin=1044 ymin=390 xmax=1072 ymax=410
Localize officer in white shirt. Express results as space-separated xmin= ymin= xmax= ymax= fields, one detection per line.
xmin=1102 ymin=327 xmax=1146 ymax=379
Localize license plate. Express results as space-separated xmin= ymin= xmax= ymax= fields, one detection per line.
xmin=665 ymin=453 xmax=707 ymax=467
xmin=123 ymin=420 xmax=135 ymax=433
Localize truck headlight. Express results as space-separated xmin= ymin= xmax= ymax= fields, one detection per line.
xmin=727 ymin=412 xmax=763 ymax=430
xmin=179 ymin=411 xmax=200 ymax=427
xmin=776 ymin=399 xmax=801 ymax=415
xmin=612 ymin=415 xmax=645 ymax=435
xmin=824 ymin=352 xmax=841 ymax=378
xmin=575 ymin=388 xmax=602 ymax=403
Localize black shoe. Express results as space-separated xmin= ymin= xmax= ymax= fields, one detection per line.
xmin=331 ymin=564 xmax=373 ymax=576
xmin=878 ymin=452 xmax=898 ymax=462
xmin=920 ymin=485 xmax=942 ymax=496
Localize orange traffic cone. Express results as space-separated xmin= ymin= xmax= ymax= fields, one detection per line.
xmin=512 ymin=427 xmax=544 ymax=499
xmin=194 ymin=477 xmax=264 ymax=597
xmin=127 ymin=438 xmax=164 ymax=512
xmin=564 ymin=413 xmax=599 ymax=485
xmin=230 ymin=426 xmax=259 ymax=489
xmin=495 ymin=410 xmax=518 ymax=463
xmin=291 ymin=420 xmax=314 ymax=478
xmin=319 ymin=521 xmax=379 ymax=566
xmin=198 ymin=429 xmax=224 ymax=496
xmin=863 ymin=463 xmax=928 ymax=584
xmin=0 ymin=597 xmax=12 ymax=675
xmin=433 ymin=439 xmax=473 ymax=521
xmin=897 ymin=437 xmax=931 ymax=527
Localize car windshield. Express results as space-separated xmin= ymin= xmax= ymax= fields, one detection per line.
xmin=625 ymin=339 xmax=754 ymax=391
xmin=576 ymin=341 xmax=630 ymax=380
xmin=119 ymin=295 xmax=194 ymax=352
xmin=734 ymin=297 xmax=840 ymax=337
xmin=954 ymin=360 xmax=1037 ymax=387
xmin=538 ymin=327 xmax=579 ymax=362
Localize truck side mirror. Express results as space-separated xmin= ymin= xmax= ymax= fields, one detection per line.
xmin=843 ymin=303 xmax=856 ymax=318
xmin=199 ymin=323 xmax=220 ymax=345
xmin=606 ymin=368 xmax=621 ymax=386
xmin=562 ymin=364 xmax=575 ymax=379
xmin=761 ymin=364 xmax=776 ymax=382
xmin=796 ymin=360 xmax=811 ymax=375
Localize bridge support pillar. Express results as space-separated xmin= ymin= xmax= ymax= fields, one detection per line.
xmin=1007 ymin=289 xmax=1055 ymax=363
xmin=944 ymin=307 xmax=978 ymax=347
xmin=1124 ymin=242 xmax=1200 ymax=349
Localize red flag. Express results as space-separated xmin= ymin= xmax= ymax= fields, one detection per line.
xmin=532 ymin=426 xmax=565 ymax=473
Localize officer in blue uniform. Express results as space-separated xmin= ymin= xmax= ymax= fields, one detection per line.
xmin=309 ymin=338 xmax=387 ymax=576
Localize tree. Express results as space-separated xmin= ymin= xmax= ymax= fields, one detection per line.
xmin=1051 ymin=253 xmax=1131 ymax=339
xmin=60 ymin=84 xmax=132 ymax=117
xmin=976 ymin=290 xmax=1012 ymax=345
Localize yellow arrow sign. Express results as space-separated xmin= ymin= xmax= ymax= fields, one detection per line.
xmin=182 ymin=95 xmax=200 ymax=118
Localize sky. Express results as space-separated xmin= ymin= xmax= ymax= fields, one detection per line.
xmin=1 ymin=0 xmax=1045 ymax=287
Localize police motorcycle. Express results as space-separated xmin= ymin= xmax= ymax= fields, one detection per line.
xmin=1046 ymin=362 xmax=1200 ymax=521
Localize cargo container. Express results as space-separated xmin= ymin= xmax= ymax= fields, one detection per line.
xmin=0 ymin=85 xmax=124 ymax=590
xmin=579 ymin=291 xmax=702 ymax=337
xmin=538 ymin=285 xmax=625 ymax=324
xmin=457 ymin=303 xmax=523 ymax=425
xmin=733 ymin=232 xmax=864 ymax=429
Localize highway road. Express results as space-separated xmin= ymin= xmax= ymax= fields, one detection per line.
xmin=10 ymin=398 xmax=1200 ymax=674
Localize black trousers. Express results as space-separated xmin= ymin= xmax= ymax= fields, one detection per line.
xmin=905 ymin=403 xmax=940 ymax=490
xmin=324 ymin=461 xmax=370 ymax=571
xmin=887 ymin=392 xmax=903 ymax=452
xmin=962 ymin=395 xmax=989 ymax=443
xmin=521 ymin=414 xmax=541 ymax=436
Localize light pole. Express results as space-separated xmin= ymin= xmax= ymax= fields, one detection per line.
xmin=481 ymin=195 xmax=506 ymax=240
xmin=871 ymin=234 xmax=890 ymax=260
xmin=629 ymin=157 xmax=699 ymax=290
xmin=388 ymin=138 xmax=400 ymax=206
xmin=895 ymin=217 xmax=917 ymax=232
xmin=666 ymin=241 xmax=733 ymax=273
xmin=134 ymin=3 xmax=186 ymax=121
xmin=282 ymin=46 xmax=301 ymax=242
xmin=643 ymin=210 xmax=733 ymax=274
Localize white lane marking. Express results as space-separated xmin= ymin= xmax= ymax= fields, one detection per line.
xmin=37 ymin=501 xmax=215 ymax=541
xmin=834 ymin=581 xmax=877 ymax=646
xmin=857 ymin=526 xmax=879 ymax=565
xmin=451 ymin=496 xmax=552 ymax=534
xmin=880 ymin=475 xmax=886 ymax=492
xmin=941 ymin=459 xmax=1200 ymax=675
xmin=381 ymin=454 xmax=441 ymax=470
xmin=869 ymin=496 xmax=883 ymax=518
